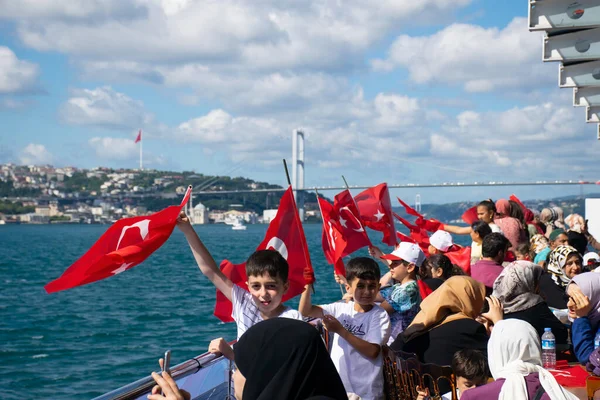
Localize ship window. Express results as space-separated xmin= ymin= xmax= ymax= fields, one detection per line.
xmin=592 ymin=68 xmax=600 ymax=80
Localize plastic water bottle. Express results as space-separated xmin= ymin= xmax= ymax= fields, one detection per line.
xmin=542 ymin=328 xmax=556 ymax=369
xmin=595 ymin=330 xmax=600 ymax=349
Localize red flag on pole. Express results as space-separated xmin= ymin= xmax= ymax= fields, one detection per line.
xmin=215 ymin=186 xmax=313 ymax=322
xmin=354 ymin=183 xmax=396 ymax=246
xmin=319 ymin=198 xmax=348 ymax=276
xmin=135 ymin=130 xmax=142 ymax=143
xmin=45 ymin=187 xmax=191 ymax=293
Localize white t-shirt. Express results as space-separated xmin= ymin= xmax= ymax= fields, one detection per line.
xmin=231 ymin=284 xmax=303 ymax=339
xmin=321 ymin=301 xmax=391 ymax=400
xmin=490 ymin=223 xmax=503 ymax=234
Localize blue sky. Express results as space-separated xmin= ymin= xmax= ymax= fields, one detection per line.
xmin=0 ymin=0 xmax=598 ymax=203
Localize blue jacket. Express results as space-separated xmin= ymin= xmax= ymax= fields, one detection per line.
xmin=572 ymin=316 xmax=598 ymax=363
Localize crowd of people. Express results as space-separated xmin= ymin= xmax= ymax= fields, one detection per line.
xmin=148 ymin=200 xmax=600 ymax=400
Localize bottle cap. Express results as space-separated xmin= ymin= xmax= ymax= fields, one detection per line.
xmin=544 ymin=328 xmax=551 ymax=332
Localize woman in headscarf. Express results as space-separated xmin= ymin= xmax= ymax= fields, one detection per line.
xmin=233 ymin=318 xmax=347 ymax=400
xmin=390 ymin=276 xmax=490 ymax=366
xmin=539 ymin=245 xmax=583 ymax=309
xmin=460 ymin=320 xmax=578 ymax=400
xmin=494 ymin=199 xmax=526 ymax=252
xmin=540 ymin=207 xmax=566 ymax=237
xmin=567 ymin=273 xmax=600 ymax=364
xmin=493 ymin=261 xmax=568 ymax=346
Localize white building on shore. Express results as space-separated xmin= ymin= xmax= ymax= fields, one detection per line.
xmin=192 ymin=203 xmax=209 ymax=225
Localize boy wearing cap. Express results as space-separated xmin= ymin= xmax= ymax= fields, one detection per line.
xmin=428 ymin=230 xmax=454 ymax=255
xmin=377 ymin=242 xmax=425 ymax=345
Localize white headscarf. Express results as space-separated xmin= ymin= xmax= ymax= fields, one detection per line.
xmin=488 ymin=320 xmax=578 ymax=400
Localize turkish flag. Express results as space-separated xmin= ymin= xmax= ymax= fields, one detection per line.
xmin=397 ymin=197 xmax=441 ymax=232
xmin=318 ymin=191 xmax=371 ymax=276
xmin=462 ymin=206 xmax=479 ymax=225
xmin=215 ymin=186 xmax=313 ymax=322
xmin=445 ymin=245 xmax=472 ymax=275
xmin=397 ymin=197 xmax=421 ymax=218
xmin=135 ymin=130 xmax=142 ymax=143
xmin=354 ymin=183 xmax=396 ymax=246
xmin=45 ymin=187 xmax=191 ymax=293
xmin=394 ymin=212 xmax=430 ymax=254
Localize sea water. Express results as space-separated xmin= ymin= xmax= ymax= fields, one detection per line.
xmin=0 ymin=223 xmax=471 ymax=399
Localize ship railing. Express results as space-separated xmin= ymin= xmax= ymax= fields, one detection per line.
xmin=93 ymin=342 xmax=236 ymax=400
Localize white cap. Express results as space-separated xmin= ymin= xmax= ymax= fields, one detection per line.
xmin=429 ymin=230 xmax=453 ymax=252
xmin=381 ymin=242 xmax=426 ymax=267
xmin=584 ymin=252 xmax=600 ymax=266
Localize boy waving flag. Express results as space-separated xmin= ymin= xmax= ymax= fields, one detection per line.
xmin=213 ymin=186 xmax=314 ymax=323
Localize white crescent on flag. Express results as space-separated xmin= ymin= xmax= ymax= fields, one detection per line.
xmin=266 ymin=236 xmax=289 ymax=260
xmin=339 ymin=206 xmax=365 ymax=232
xmin=116 ymin=219 xmax=151 ymax=250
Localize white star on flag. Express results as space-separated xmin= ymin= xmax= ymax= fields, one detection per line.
xmin=339 ymin=216 xmax=347 ymax=228
xmin=111 ymin=262 xmax=134 ymax=275
xmin=374 ymin=209 xmax=385 ymax=222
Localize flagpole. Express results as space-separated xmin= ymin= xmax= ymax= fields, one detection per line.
xmin=316 ymin=188 xmax=345 ymax=297
xmin=140 ymin=131 xmax=143 ymax=171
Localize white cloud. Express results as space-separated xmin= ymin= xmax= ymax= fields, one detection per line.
xmin=0 ymin=0 xmax=147 ymax=21
xmin=372 ymin=17 xmax=555 ymax=93
xmin=0 ymin=46 xmax=40 ymax=94
xmin=60 ymin=86 xmax=152 ymax=129
xmin=89 ymin=137 xmax=138 ymax=160
xmin=19 ymin=144 xmax=53 ymax=165
xmin=430 ymin=101 xmax=598 ymax=175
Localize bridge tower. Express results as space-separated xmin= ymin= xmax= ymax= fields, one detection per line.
xmin=292 ymin=129 xmax=305 ymax=221
xmin=415 ymin=194 xmax=422 ymax=213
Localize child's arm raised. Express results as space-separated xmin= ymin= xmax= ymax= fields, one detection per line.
xmin=177 ymin=212 xmax=233 ymax=301
xmin=322 ymin=315 xmax=381 ymax=359
xmin=298 ymin=283 xmax=324 ymax=319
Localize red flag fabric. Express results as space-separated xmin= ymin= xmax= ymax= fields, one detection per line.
xmin=396 ymin=231 xmax=415 ymax=244
xmin=397 ymin=197 xmax=421 ymax=218
xmin=445 ymin=245 xmax=472 ymax=275
xmin=135 ymin=130 xmax=142 ymax=143
xmin=397 ymin=197 xmax=441 ymax=232
xmin=393 ymin=212 xmax=430 ymax=254
xmin=319 ymin=198 xmax=348 ymax=276
xmin=509 ymin=194 xmax=527 ymax=213
xmin=318 ymin=191 xmax=371 ymax=276
xmin=45 ymin=187 xmax=191 ymax=293
xmin=215 ymin=186 xmax=313 ymax=322
xmin=417 ymin=280 xmax=433 ymax=299
xmin=354 ymin=183 xmax=396 ymax=246
xmin=333 ymin=190 xmax=372 ymax=255
xmin=462 ymin=206 xmax=479 ymax=225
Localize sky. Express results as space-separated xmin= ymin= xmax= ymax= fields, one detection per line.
xmin=0 ymin=0 xmax=599 ymax=204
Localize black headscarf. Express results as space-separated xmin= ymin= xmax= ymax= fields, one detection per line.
xmin=234 ymin=318 xmax=347 ymax=400
xmin=568 ymin=230 xmax=588 ymax=257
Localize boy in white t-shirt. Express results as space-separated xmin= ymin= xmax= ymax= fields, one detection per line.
xmin=177 ymin=212 xmax=302 ymax=360
xmin=299 ymin=257 xmax=391 ymax=400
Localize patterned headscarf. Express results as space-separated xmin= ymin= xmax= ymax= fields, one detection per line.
xmin=565 ymin=213 xmax=585 ymax=234
xmin=547 ymin=245 xmax=581 ymax=288
xmin=493 ymin=261 xmax=544 ymax=314
xmin=530 ymin=234 xmax=549 ymax=255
